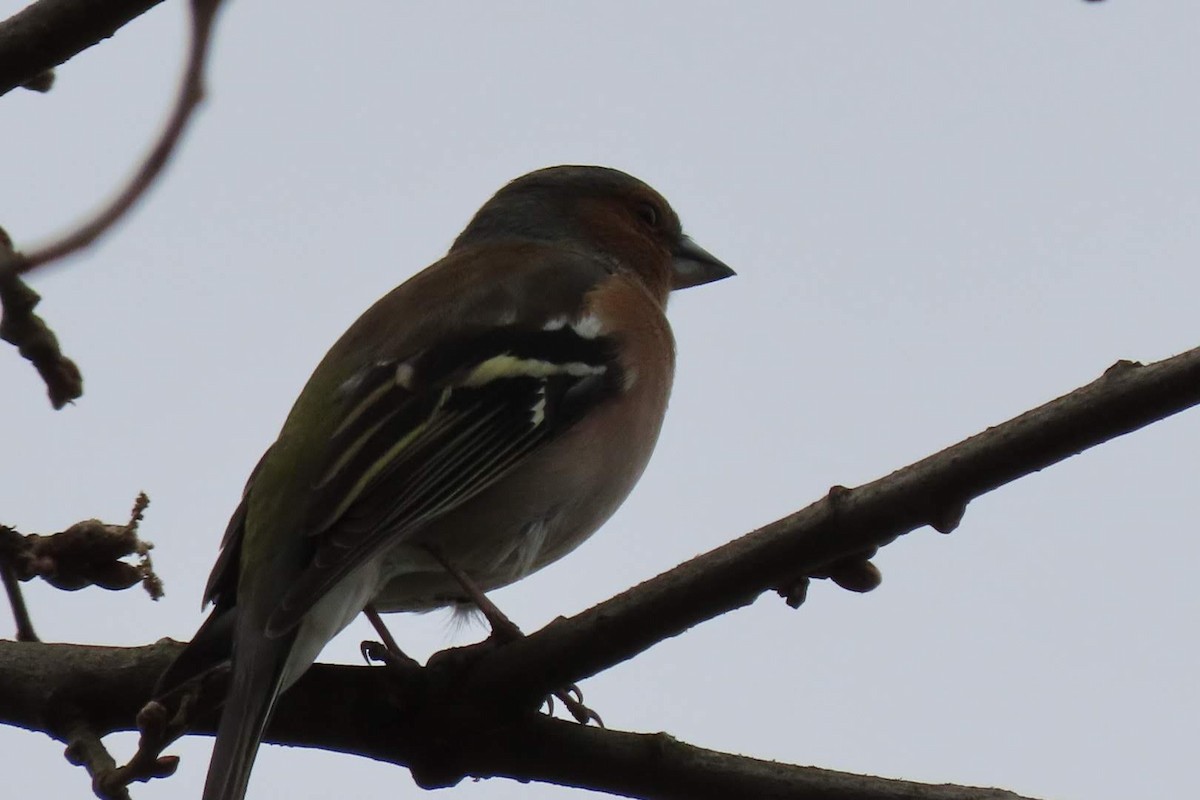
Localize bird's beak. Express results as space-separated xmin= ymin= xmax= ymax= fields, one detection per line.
xmin=671 ymin=236 xmax=736 ymax=290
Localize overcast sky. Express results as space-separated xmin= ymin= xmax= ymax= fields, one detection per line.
xmin=3 ymin=2 xmax=1198 ymax=799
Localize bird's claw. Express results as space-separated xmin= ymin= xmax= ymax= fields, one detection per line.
xmin=360 ymin=639 xmax=420 ymax=673
xmin=544 ymin=683 xmax=603 ymax=727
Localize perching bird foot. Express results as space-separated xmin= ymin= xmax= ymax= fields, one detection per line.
xmin=360 ymin=639 xmax=420 ymax=673
xmin=423 ymin=547 xmax=605 ymax=726
xmin=361 ymin=603 xmax=422 ymax=671
xmin=548 ymin=683 xmax=604 ymax=727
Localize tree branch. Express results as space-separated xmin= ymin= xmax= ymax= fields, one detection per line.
xmin=0 ymin=0 xmax=225 ymax=279
xmin=0 ymin=642 xmax=1043 ymax=800
xmin=462 ymin=350 xmax=1200 ymax=701
xmin=0 ymin=227 xmax=82 ymax=408
xmin=0 ymin=493 xmax=160 ymax=601
xmin=3 ymin=345 xmax=1198 ymax=796
xmin=463 ymin=719 xmax=1036 ymax=800
xmin=0 ymin=0 xmax=166 ymax=97
xmin=2 ymin=0 xmax=225 ymax=409
xmin=0 ymin=557 xmax=37 ymax=641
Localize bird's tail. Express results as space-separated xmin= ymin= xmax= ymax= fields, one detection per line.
xmin=155 ymin=606 xmax=235 ymax=698
xmin=201 ymin=627 xmax=294 ymax=800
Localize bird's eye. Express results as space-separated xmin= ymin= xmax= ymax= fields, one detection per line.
xmin=637 ymin=203 xmax=659 ymax=228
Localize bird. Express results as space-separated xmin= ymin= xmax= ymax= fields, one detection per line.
xmin=156 ymin=165 xmax=735 ymax=800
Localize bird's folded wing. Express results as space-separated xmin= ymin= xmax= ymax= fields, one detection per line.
xmin=264 ymin=324 xmax=620 ymax=636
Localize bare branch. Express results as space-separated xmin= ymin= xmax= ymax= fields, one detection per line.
xmin=0 ymin=642 xmax=1045 ymax=800
xmin=0 ymin=554 xmax=37 ymax=641
xmin=0 ymin=0 xmax=225 ymax=279
xmin=0 ymin=0 xmax=166 ymax=97
xmin=88 ymin=700 xmax=181 ymax=800
xmin=464 ymin=349 xmax=1200 ymax=702
xmin=460 ymin=717 xmax=1036 ymax=800
xmin=63 ymin=720 xmax=125 ymax=800
xmin=2 ymin=344 xmax=1197 ymax=796
xmin=0 ymin=227 xmax=83 ymax=407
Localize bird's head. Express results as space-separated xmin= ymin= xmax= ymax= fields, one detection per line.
xmin=453 ymin=165 xmax=735 ymax=300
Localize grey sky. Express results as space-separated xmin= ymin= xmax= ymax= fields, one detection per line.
xmin=3 ymin=2 xmax=1198 ymax=798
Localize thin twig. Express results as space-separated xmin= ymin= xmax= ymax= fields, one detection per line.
xmin=92 ymin=700 xmax=181 ymax=799
xmin=0 ymin=227 xmax=82 ymax=407
xmin=0 ymin=0 xmax=225 ymax=279
xmin=63 ymin=720 xmax=125 ymax=800
xmin=0 ymin=550 xmax=38 ymax=641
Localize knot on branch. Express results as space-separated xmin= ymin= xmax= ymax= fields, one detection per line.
xmin=0 ymin=493 xmax=161 ymax=597
xmin=775 ymin=486 xmax=885 ymax=608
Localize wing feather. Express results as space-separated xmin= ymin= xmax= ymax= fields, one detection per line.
xmin=265 ymin=325 xmax=619 ymax=636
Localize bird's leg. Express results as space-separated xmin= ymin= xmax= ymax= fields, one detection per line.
xmin=362 ymin=604 xmax=420 ymax=671
xmin=364 ymin=603 xmax=405 ymax=654
xmin=421 ymin=544 xmax=524 ymax=642
xmin=421 ymin=544 xmax=602 ymax=726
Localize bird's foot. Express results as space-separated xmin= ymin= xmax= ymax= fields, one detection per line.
xmin=422 ymin=545 xmax=605 ymax=725
xmin=547 ymin=683 xmax=604 ymax=727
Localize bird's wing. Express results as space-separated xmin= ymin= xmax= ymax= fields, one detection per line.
xmin=202 ymin=446 xmax=274 ymax=609
xmin=264 ymin=319 xmax=622 ymax=636
xmin=155 ymin=448 xmax=276 ymax=697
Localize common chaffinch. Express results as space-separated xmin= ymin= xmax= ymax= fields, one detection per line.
xmin=158 ymin=165 xmax=734 ymax=800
